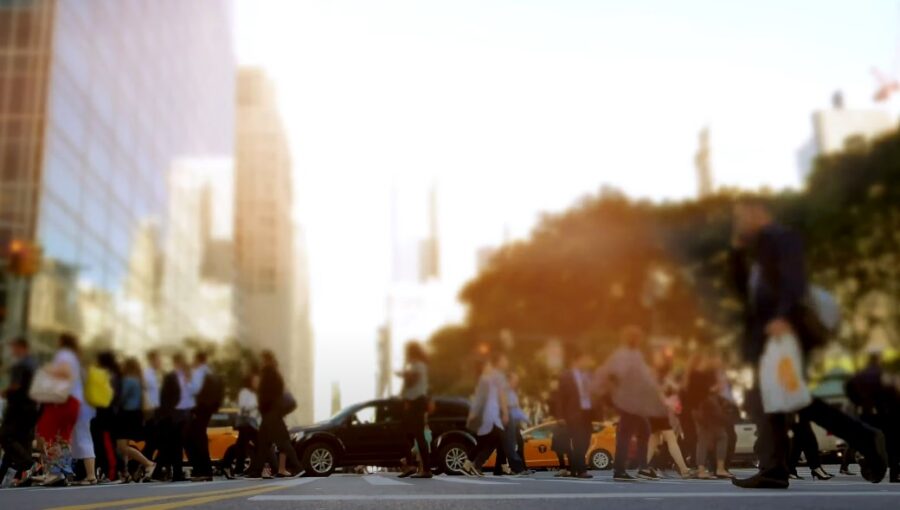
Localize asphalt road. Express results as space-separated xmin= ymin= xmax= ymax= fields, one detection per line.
xmin=2 ymin=468 xmax=899 ymax=510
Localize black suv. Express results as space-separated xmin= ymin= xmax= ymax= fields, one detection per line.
xmin=289 ymin=397 xmax=474 ymax=476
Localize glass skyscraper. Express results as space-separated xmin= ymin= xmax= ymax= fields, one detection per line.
xmin=0 ymin=0 xmax=235 ymax=354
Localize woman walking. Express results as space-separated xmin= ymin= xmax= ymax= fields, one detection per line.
xmin=224 ymin=371 xmax=260 ymax=478
xmin=116 ymin=358 xmax=157 ymax=482
xmin=685 ymin=353 xmax=733 ymax=480
xmin=397 ymin=342 xmax=432 ymax=479
xmin=245 ymin=351 xmax=300 ymax=478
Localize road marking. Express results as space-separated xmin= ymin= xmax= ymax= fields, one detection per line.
xmin=127 ymin=478 xmax=317 ymax=510
xmin=41 ymin=479 xmax=315 ymax=510
xmin=251 ymin=491 xmax=900 ymax=502
xmin=361 ymin=475 xmax=412 ymax=486
xmin=434 ymin=476 xmax=518 ymax=486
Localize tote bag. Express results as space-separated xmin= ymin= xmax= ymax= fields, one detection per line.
xmin=759 ymin=334 xmax=812 ymax=414
xmin=28 ymin=366 xmax=72 ymax=404
xmin=84 ymin=366 xmax=114 ymax=408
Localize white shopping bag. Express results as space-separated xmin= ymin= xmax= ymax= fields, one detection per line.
xmin=759 ymin=334 xmax=812 ymax=414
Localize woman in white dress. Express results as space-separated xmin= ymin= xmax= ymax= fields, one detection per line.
xmin=57 ymin=335 xmax=97 ymax=485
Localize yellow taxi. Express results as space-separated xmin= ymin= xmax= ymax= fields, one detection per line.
xmin=483 ymin=420 xmax=617 ymax=471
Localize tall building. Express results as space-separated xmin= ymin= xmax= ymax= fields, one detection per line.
xmin=694 ymin=126 xmax=713 ymax=198
xmin=798 ymin=92 xmax=897 ymax=180
xmin=0 ymin=0 xmax=235 ymax=354
xmin=235 ymin=68 xmax=313 ymax=424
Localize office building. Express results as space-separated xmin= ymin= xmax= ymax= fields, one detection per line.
xmin=235 ymin=68 xmax=313 ymax=424
xmin=0 ymin=0 xmax=235 ymax=354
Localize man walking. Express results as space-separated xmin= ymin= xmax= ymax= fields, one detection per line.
xmin=141 ymin=350 xmax=162 ymax=472
xmin=729 ymin=196 xmax=888 ymax=489
xmin=0 ymin=338 xmax=39 ymax=486
xmin=187 ymin=352 xmax=220 ymax=482
xmin=558 ymin=348 xmax=595 ymax=479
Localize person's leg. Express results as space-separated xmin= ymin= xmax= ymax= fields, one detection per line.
xmin=472 ymin=428 xmax=501 ymax=469
xmin=413 ymin=424 xmax=432 ymax=473
xmin=633 ymin=417 xmax=650 ymax=472
xmin=613 ymin=413 xmax=635 ymax=474
xmin=714 ymin=428 xmax=731 ymax=476
xmin=662 ymin=429 xmax=690 ymax=475
xmin=516 ymin=428 xmax=527 ymax=470
xmin=493 ymin=434 xmax=507 ymax=475
xmin=273 ymin=418 xmax=301 ymax=474
xmin=802 ymin=398 xmax=886 ymax=482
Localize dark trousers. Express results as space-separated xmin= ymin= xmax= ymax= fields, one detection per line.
xmin=223 ymin=426 xmax=257 ymax=474
xmin=142 ymin=412 xmax=160 ymax=465
xmin=249 ymin=410 xmax=300 ymax=475
xmin=0 ymin=420 xmax=35 ymax=478
xmin=789 ymin=416 xmax=822 ymax=471
xmin=861 ymin=413 xmax=900 ymax=480
xmin=472 ymin=426 xmax=523 ymax=472
xmin=614 ymin=411 xmax=650 ymax=474
xmin=750 ymin=389 xmax=882 ymax=480
xmin=186 ymin=408 xmax=214 ymax=477
xmin=493 ymin=419 xmax=526 ymax=474
xmin=569 ymin=410 xmax=593 ymax=474
xmin=403 ymin=397 xmax=431 ymax=470
xmin=157 ymin=410 xmax=187 ymax=481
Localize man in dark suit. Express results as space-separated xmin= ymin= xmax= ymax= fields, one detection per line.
xmin=729 ymin=196 xmax=887 ymax=489
xmin=557 ymin=348 xmax=595 ymax=479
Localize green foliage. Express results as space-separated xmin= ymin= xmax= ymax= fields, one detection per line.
xmin=430 ymin=130 xmax=900 ymax=398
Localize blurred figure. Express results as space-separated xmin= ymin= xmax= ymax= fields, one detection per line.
xmin=186 ymin=352 xmax=219 ymax=482
xmin=141 ymin=350 xmax=162 ymax=470
xmin=729 ymin=197 xmax=887 ymax=489
xmin=246 ymin=351 xmax=300 ymax=478
xmin=845 ymin=352 xmax=900 ymax=483
xmin=464 ymin=354 xmax=525 ymax=476
xmin=646 ymin=352 xmax=691 ymax=478
xmin=34 ymin=334 xmax=92 ymax=486
xmin=396 ymin=341 xmax=432 ymax=478
xmin=685 ymin=353 xmax=732 ymax=480
xmin=547 ymin=379 xmax=572 ymax=477
xmin=158 ymin=353 xmax=190 ymax=482
xmin=224 ymin=371 xmax=260 ymax=479
xmin=91 ymin=351 xmax=121 ymax=482
xmin=559 ymin=347 xmax=596 ymax=479
xmin=0 ymin=338 xmax=38 ymax=487
xmin=116 ymin=358 xmax=156 ymax=482
xmin=506 ymin=373 xmax=530 ymax=471
xmin=787 ymin=416 xmax=832 ymax=480
xmin=594 ymin=326 xmax=663 ymax=481
xmin=492 ymin=363 xmax=530 ymax=476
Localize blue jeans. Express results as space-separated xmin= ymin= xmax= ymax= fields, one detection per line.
xmin=614 ymin=411 xmax=650 ymax=473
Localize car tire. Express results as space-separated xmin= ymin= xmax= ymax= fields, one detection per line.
xmin=302 ymin=442 xmax=337 ymax=477
xmin=589 ymin=449 xmax=612 ymax=471
xmin=437 ymin=441 xmax=471 ymax=476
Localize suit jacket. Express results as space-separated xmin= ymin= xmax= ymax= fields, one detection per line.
xmin=158 ymin=371 xmax=182 ymax=416
xmin=557 ymin=369 xmax=591 ymax=427
xmin=730 ymin=223 xmax=813 ymax=363
xmin=257 ymin=365 xmax=285 ymax=416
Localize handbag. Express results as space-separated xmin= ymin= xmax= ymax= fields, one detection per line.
xmin=29 ymin=366 xmax=72 ymax=404
xmin=85 ymin=365 xmax=114 ymax=408
xmin=281 ymin=392 xmax=297 ymax=417
xmin=759 ymin=334 xmax=812 ymax=413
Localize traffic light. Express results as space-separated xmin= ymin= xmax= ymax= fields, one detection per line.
xmin=8 ymin=239 xmax=42 ymax=277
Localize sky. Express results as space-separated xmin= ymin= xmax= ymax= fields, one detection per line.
xmin=234 ymin=0 xmax=899 ymax=420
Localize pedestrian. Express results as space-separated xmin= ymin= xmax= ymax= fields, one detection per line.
xmin=159 ymin=353 xmax=191 ymax=482
xmin=506 ymin=373 xmax=530 ymax=471
xmin=547 ymin=380 xmax=572 ymax=477
xmin=223 ymin=370 xmax=260 ymax=479
xmin=646 ymin=353 xmax=691 ymax=479
xmin=787 ymin=416 xmax=832 ymax=480
xmin=187 ymin=352 xmax=221 ymax=482
xmin=728 ymin=196 xmax=888 ymax=489
xmin=396 ymin=341 xmax=433 ymax=479
xmin=0 ymin=337 xmax=39 ymax=487
xmin=141 ymin=350 xmax=162 ymax=469
xmin=557 ymin=347 xmax=596 ymax=479
xmin=845 ymin=352 xmax=900 ymax=483
xmin=685 ymin=353 xmax=732 ymax=480
xmin=116 ymin=358 xmax=157 ymax=482
xmin=90 ymin=351 xmax=121 ymax=482
xmin=594 ymin=326 xmax=664 ymax=481
xmin=245 ymin=351 xmax=300 ymax=479
xmin=464 ymin=354 xmax=526 ymax=476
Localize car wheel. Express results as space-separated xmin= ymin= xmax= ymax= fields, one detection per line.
xmin=589 ymin=449 xmax=612 ymax=471
xmin=438 ymin=441 xmax=471 ymax=476
xmin=303 ymin=442 xmax=337 ymax=477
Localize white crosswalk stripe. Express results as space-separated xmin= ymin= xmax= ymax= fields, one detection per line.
xmin=434 ymin=476 xmax=519 ymax=485
xmin=361 ymin=475 xmax=413 ymax=486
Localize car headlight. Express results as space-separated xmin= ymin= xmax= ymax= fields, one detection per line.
xmin=290 ymin=431 xmax=306 ymax=442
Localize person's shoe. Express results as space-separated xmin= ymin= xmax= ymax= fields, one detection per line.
xmin=732 ymin=471 xmax=789 ymax=489
xmin=141 ymin=463 xmax=158 ymax=483
xmin=571 ymin=471 xmax=593 ymax=479
xmin=613 ymin=472 xmax=636 ymax=481
xmin=223 ymin=466 xmax=234 ymax=480
xmin=860 ymin=430 xmax=888 ymax=484
xmin=811 ymin=467 xmax=833 ymax=480
xmin=190 ymin=475 xmax=213 ymax=482
xmin=410 ymin=471 xmax=434 ymax=479
xmin=839 ymin=468 xmax=855 ymax=476
xmin=554 ymin=469 xmax=571 ymax=478
xmin=637 ymin=469 xmax=660 ymax=480
xmin=514 ymin=469 xmax=536 ymax=477
xmin=398 ymin=467 xmax=417 ymax=479
xmin=788 ymin=471 xmax=803 ymax=480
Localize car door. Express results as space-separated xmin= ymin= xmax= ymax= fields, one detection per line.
xmin=521 ymin=424 xmax=558 ymax=468
xmin=340 ymin=403 xmax=396 ymax=463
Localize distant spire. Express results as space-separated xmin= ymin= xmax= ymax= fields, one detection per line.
xmin=695 ymin=126 xmax=713 ymax=199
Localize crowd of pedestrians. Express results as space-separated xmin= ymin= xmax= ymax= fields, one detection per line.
xmin=0 ymin=334 xmax=299 ymax=488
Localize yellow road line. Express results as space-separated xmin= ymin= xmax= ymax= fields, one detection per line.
xmin=43 ymin=483 xmax=278 ymax=510
xmin=124 ymin=483 xmax=295 ymax=510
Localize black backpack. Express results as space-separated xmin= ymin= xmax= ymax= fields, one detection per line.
xmin=196 ymin=372 xmax=225 ymax=412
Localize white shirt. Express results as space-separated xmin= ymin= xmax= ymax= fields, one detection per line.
xmin=477 ymin=371 xmax=507 ymax=436
xmin=573 ymin=369 xmax=592 ymax=410
xmin=238 ymin=388 xmax=259 ymax=421
xmin=143 ymin=367 xmax=160 ymax=409
xmin=53 ymin=348 xmax=84 ymax=403
xmin=176 ymin=370 xmax=194 ymax=410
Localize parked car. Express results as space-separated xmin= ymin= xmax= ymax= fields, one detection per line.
xmin=482 ymin=420 xmax=618 ymax=471
xmin=289 ymin=397 xmax=473 ymax=476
